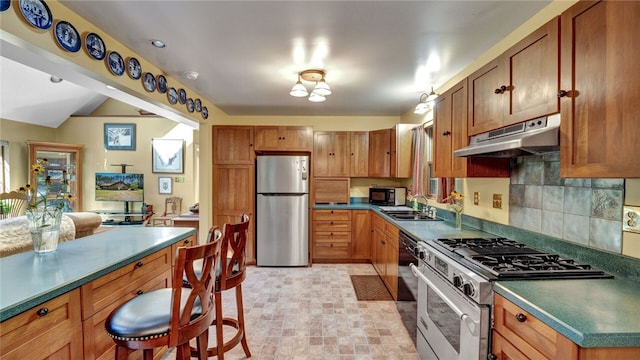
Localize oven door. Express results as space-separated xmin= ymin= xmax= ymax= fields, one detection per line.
xmin=411 ymin=263 xmax=489 ymax=360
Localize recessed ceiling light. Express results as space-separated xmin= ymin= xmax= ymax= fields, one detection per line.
xmin=150 ymin=39 xmax=166 ymax=48
xmin=49 ymin=75 xmax=63 ymax=83
xmin=184 ymin=71 xmax=199 ymax=80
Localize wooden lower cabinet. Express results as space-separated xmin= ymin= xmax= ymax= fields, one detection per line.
xmin=351 ymin=210 xmax=371 ymax=260
xmin=371 ymin=213 xmax=399 ymax=299
xmin=312 ymin=209 xmax=352 ymax=262
xmin=0 ymin=289 xmax=83 ymax=360
xmin=492 ymin=294 xmax=640 ymax=360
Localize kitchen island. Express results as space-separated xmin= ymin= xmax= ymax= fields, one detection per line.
xmin=0 ymin=227 xmax=196 ymax=359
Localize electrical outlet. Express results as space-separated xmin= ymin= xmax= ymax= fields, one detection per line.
xmin=623 ymin=206 xmax=640 ymax=233
xmin=473 ymin=192 xmax=479 ymax=205
xmin=492 ymin=194 xmax=502 ymax=209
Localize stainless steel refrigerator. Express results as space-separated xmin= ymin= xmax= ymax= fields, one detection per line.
xmin=256 ymin=155 xmax=309 ymax=266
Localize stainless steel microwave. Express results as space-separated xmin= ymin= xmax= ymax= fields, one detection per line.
xmin=369 ymin=187 xmax=406 ymax=206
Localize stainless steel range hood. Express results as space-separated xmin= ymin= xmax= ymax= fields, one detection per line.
xmin=454 ymin=113 xmax=560 ymax=158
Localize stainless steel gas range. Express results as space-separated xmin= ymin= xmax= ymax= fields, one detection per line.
xmin=408 ymin=235 xmax=611 ymax=360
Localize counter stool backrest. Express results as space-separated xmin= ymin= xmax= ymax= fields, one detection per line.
xmin=218 ymin=213 xmax=250 ymax=291
xmin=0 ymin=191 xmax=29 ymax=219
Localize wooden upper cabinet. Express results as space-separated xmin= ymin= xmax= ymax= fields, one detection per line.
xmin=468 ymin=17 xmax=560 ymax=135
xmin=560 ymin=0 xmax=640 ymax=178
xmin=368 ymin=129 xmax=391 ymax=177
xmin=212 ymin=126 xmax=254 ymax=164
xmin=254 ymin=126 xmax=313 ymax=151
xmin=350 ymin=131 xmax=369 ymax=177
xmin=434 ymin=79 xmax=509 ymax=178
xmin=313 ymin=131 xmax=350 ymax=177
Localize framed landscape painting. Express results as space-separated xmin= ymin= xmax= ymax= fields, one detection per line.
xmin=152 ymin=138 xmax=184 ymax=173
xmin=104 ymin=123 xmax=136 ymax=150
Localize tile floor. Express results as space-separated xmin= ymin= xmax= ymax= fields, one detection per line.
xmin=163 ymin=263 xmax=419 ymax=360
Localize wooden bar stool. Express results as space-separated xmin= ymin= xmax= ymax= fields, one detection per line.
xmin=105 ymin=230 xmax=222 ymax=360
xmin=202 ymin=214 xmax=252 ymax=359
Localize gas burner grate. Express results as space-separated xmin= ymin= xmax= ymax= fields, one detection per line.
xmin=434 ymin=238 xmax=544 ymax=256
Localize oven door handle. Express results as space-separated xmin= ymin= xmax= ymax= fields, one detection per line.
xmin=410 ymin=263 xmax=479 ymax=336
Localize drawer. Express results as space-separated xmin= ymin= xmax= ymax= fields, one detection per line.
xmin=314 ymin=231 xmax=352 ymax=243
xmin=81 ymin=247 xmax=172 ymax=319
xmin=82 ymin=270 xmax=170 ymax=360
xmin=171 ymin=234 xmax=197 ymax=264
xmin=1 ymin=289 xmax=83 ymax=359
xmin=372 ymin=213 xmax=385 ymax=232
xmin=312 ymin=209 xmax=351 ymax=221
xmin=493 ymin=294 xmax=576 ymax=359
xmin=313 ymin=242 xmax=351 ymax=258
xmin=313 ymin=220 xmax=352 ymax=232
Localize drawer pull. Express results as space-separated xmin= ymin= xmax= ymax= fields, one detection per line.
xmin=136 ymin=261 xmax=144 ymax=268
xmin=183 ymin=239 xmax=190 ymax=244
xmin=36 ymin=307 xmax=49 ymax=317
xmin=136 ymin=290 xmax=144 ymax=296
xmin=515 ymin=313 xmax=527 ymax=322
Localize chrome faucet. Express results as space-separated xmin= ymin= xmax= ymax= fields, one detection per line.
xmin=413 ymin=193 xmax=429 ymax=213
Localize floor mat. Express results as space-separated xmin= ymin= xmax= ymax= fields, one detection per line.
xmin=350 ymin=275 xmax=393 ymax=301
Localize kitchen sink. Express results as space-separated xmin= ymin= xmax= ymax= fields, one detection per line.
xmin=382 ymin=210 xmax=441 ymax=221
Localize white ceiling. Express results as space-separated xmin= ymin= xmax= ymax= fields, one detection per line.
xmin=2 ymin=1 xmax=552 ymax=126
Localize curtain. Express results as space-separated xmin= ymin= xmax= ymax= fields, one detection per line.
xmin=410 ymin=126 xmax=426 ymax=197
xmin=438 ymin=177 xmax=454 ymax=203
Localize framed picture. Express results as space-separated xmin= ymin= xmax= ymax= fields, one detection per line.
xmin=152 ymin=138 xmax=184 ymax=173
xmin=158 ymin=177 xmax=172 ymax=194
xmin=104 ymin=123 xmax=136 ymax=150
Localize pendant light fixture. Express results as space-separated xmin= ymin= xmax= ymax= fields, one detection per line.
xmin=413 ymin=87 xmax=438 ymax=114
xmin=290 ymin=69 xmax=331 ymax=102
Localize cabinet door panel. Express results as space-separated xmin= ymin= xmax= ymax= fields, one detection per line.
xmin=350 ymin=132 xmax=369 ymax=177
xmin=213 ymin=126 xmax=254 ymax=164
xmin=351 ymin=210 xmax=371 ymax=260
xmin=505 ymin=17 xmax=559 ymax=125
xmin=368 ymin=129 xmax=390 ymax=177
xmin=332 ymin=132 xmax=351 ymax=177
xmin=560 ymin=0 xmax=640 ymax=177
xmin=281 ymin=127 xmax=312 ymax=151
xmin=213 ymin=165 xmax=254 ymax=212
xmin=468 ymin=59 xmax=504 ymax=135
xmin=313 ymin=132 xmax=332 ymax=177
xmin=433 ymin=95 xmax=452 ymax=178
xmin=254 ymin=126 xmax=281 ymax=151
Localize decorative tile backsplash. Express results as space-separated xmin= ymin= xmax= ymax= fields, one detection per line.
xmin=510 ymin=152 xmax=624 ymax=253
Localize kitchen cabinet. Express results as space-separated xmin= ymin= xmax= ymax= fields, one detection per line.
xmin=213 ymin=164 xmax=255 ymax=263
xmin=371 ymin=213 xmax=398 ymax=299
xmin=433 ymin=79 xmax=509 ymax=178
xmin=351 ymin=210 xmax=371 ymax=260
xmin=491 ymin=293 xmax=640 ymax=360
xmin=368 ymin=125 xmax=412 ymax=178
xmin=0 ymin=289 xmax=83 ymax=359
xmin=559 ymin=0 xmax=640 ymax=178
xmin=254 ymin=126 xmax=313 ymax=151
xmin=313 ymin=131 xmax=350 ymax=177
xmin=312 ymin=177 xmax=350 ymax=205
xmin=213 ymin=126 xmax=254 ymax=164
xmin=468 ymin=17 xmax=559 ymax=136
xmin=312 ymin=209 xmax=352 ymax=261
xmin=350 ymin=131 xmax=369 ymax=177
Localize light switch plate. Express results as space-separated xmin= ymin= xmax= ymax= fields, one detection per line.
xmin=623 ymin=206 xmax=640 ymax=233
xmin=473 ymin=192 xmax=479 ymax=205
xmin=492 ymin=194 xmax=502 ymax=209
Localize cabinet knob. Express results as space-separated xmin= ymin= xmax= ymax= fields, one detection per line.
xmin=487 ymin=354 xmax=498 ymax=360
xmin=494 ymin=85 xmax=507 ymax=94
xmin=36 ymin=307 xmax=49 ymax=317
xmin=515 ymin=313 xmax=527 ymax=322
xmin=136 ymin=290 xmax=144 ymax=296
xmin=136 ymin=261 xmax=144 ymax=268
xmin=557 ymin=90 xmax=568 ymax=98
xmin=183 ymin=239 xmax=190 ymax=244
xmin=442 ymin=131 xmax=451 ymax=136
xmin=381 ymin=240 xmax=386 ymax=245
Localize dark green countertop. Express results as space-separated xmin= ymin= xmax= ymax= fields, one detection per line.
xmin=0 ymin=227 xmax=196 ymax=322
xmin=313 ymin=202 xmax=640 ymax=348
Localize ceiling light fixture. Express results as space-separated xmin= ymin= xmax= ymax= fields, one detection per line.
xmin=150 ymin=39 xmax=166 ymax=48
xmin=290 ymin=69 xmax=331 ymax=102
xmin=49 ymin=75 xmax=63 ymax=83
xmin=184 ymin=71 xmax=199 ymax=80
xmin=413 ymin=87 xmax=438 ymax=114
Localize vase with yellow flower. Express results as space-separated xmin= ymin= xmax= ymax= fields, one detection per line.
xmin=19 ymin=159 xmax=74 ymax=254
xmin=444 ymin=191 xmax=464 ymax=230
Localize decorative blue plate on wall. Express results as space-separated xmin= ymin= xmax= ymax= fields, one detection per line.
xmin=54 ymin=21 xmax=81 ymax=53
xmin=1 ymin=0 xmax=11 ymax=12
xmin=106 ymin=51 xmax=125 ymax=76
xmin=167 ymin=87 xmax=178 ymax=104
xmin=19 ymin=0 xmax=52 ymax=30
xmin=178 ymin=88 xmax=187 ymax=104
xmin=127 ymin=57 xmax=142 ymax=80
xmin=142 ymin=72 xmax=156 ymax=92
xmin=202 ymin=106 xmax=209 ymax=120
xmin=84 ymin=32 xmax=106 ymax=60
xmin=156 ymin=75 xmax=167 ymax=93
xmin=194 ymin=99 xmax=202 ymax=112
xmin=187 ymin=98 xmax=195 ymax=113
